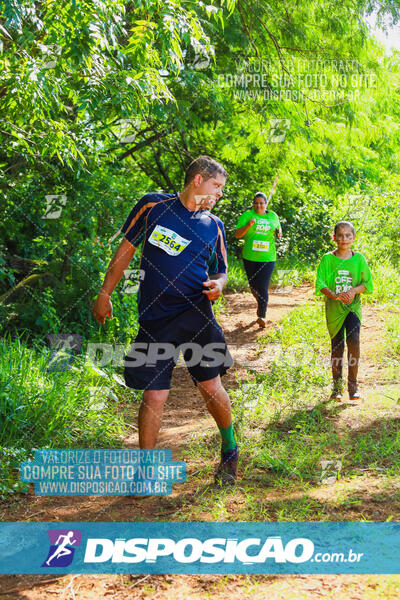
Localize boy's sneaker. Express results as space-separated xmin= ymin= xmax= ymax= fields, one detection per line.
xmin=214 ymin=446 xmax=239 ymax=485
xmin=329 ymin=379 xmax=344 ymax=401
xmin=348 ymin=381 xmax=361 ymax=401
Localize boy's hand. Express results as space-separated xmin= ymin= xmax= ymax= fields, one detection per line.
xmin=249 ymin=218 xmax=256 ymax=226
xmin=92 ymin=291 xmax=113 ymax=324
xmin=337 ymin=290 xmax=355 ymax=304
xmin=202 ymin=279 xmax=223 ymax=301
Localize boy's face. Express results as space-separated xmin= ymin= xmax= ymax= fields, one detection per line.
xmin=192 ymin=173 xmax=226 ymax=210
xmin=333 ymin=226 xmax=355 ymax=249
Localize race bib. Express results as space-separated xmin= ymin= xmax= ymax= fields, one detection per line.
xmin=335 ymin=270 xmax=353 ymax=294
xmin=252 ymin=240 xmax=270 ymax=252
xmin=148 ymin=225 xmax=191 ymax=256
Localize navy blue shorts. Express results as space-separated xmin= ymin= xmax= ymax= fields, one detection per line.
xmin=124 ymin=297 xmax=233 ymax=390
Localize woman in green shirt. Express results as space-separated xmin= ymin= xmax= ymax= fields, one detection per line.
xmin=235 ymin=192 xmax=282 ymax=328
xmin=315 ymin=221 xmax=373 ymax=401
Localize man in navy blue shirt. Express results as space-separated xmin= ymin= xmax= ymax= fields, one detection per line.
xmin=93 ymin=156 xmax=238 ymax=484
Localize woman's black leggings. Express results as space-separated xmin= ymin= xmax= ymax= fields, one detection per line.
xmin=243 ymin=259 xmax=276 ymax=319
xmin=331 ymin=311 xmax=361 ymax=390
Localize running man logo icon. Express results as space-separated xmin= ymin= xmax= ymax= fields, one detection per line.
xmin=42 ymin=529 xmax=82 ymax=567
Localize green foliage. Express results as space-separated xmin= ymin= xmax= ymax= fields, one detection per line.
xmin=1 ymin=0 xmax=400 ymax=337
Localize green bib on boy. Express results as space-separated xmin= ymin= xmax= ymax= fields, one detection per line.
xmin=315 ymin=251 xmax=373 ymax=338
xmin=235 ymin=209 xmax=281 ymax=262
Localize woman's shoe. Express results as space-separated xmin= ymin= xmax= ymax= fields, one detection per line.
xmin=256 ymin=317 xmax=266 ymax=328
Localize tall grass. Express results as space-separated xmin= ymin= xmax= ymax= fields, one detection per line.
xmin=363 ymin=259 xmax=400 ymax=305
xmin=0 ymin=337 xmax=127 ymax=497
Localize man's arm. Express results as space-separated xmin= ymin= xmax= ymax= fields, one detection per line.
xmin=92 ymin=238 xmax=136 ymax=324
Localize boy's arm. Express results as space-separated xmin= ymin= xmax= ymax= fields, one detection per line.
xmin=92 ymin=238 xmax=136 ymax=324
xmin=320 ymin=287 xmax=338 ymax=300
xmin=351 ymin=283 xmax=367 ymax=294
xmin=338 ymin=283 xmax=367 ymax=305
xmin=315 ymin=257 xmax=336 ymax=299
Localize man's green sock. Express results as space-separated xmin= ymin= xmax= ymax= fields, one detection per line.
xmin=218 ymin=423 xmax=236 ymax=451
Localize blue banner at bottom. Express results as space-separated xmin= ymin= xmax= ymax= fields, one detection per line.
xmin=0 ymin=522 xmax=399 ymax=574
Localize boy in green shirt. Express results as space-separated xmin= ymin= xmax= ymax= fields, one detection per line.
xmin=315 ymin=221 xmax=373 ymax=400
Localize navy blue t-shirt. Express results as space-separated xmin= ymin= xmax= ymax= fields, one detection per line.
xmin=121 ymin=193 xmax=228 ymax=321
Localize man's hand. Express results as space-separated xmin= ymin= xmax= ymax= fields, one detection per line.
xmin=249 ymin=218 xmax=256 ymax=226
xmin=92 ymin=238 xmax=136 ymax=325
xmin=92 ymin=291 xmax=113 ymax=324
xmin=202 ymin=279 xmax=223 ymax=301
xmin=337 ymin=289 xmax=355 ymax=304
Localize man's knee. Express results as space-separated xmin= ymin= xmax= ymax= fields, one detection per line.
xmin=141 ymin=389 xmax=168 ymax=409
xmin=198 ymin=377 xmax=222 ymax=399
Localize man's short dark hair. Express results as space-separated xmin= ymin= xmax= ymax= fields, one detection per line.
xmin=334 ymin=221 xmax=355 ymax=236
xmin=184 ymin=155 xmax=228 ymax=186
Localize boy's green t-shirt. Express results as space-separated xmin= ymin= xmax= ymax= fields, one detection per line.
xmin=235 ymin=209 xmax=281 ymax=262
xmin=315 ymin=251 xmax=373 ymax=338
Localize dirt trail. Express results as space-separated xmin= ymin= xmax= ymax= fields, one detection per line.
xmin=1 ymin=287 xmax=398 ymax=599
xmin=0 ymin=286 xmax=311 ymax=526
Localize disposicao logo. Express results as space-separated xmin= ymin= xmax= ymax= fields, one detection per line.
xmin=83 ymin=536 xmax=314 ymax=565
xmin=42 ymin=529 xmax=82 ymax=567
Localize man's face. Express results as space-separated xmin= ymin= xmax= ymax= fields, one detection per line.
xmin=193 ymin=172 xmax=226 ymax=210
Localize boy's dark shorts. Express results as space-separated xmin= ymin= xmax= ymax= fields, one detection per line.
xmin=124 ymin=297 xmax=233 ymax=390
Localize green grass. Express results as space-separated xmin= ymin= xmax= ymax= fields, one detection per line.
xmin=175 ymin=298 xmax=400 ymax=523
xmin=0 ymin=337 xmax=129 ymax=497
xmin=363 ymin=259 xmax=400 ymax=305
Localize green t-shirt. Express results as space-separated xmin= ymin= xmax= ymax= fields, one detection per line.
xmin=235 ymin=209 xmax=281 ymax=262
xmin=315 ymin=251 xmax=373 ymax=338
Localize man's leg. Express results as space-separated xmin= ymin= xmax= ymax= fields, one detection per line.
xmin=138 ymin=389 xmax=169 ymax=448
xmin=197 ymin=375 xmax=238 ymax=484
xmin=197 ymin=375 xmax=232 ymax=429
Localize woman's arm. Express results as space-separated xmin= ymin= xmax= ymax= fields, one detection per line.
xmin=235 ymin=219 xmax=256 ymax=238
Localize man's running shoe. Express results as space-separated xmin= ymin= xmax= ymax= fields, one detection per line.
xmin=214 ymin=446 xmax=239 ymax=485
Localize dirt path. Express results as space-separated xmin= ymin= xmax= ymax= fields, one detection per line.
xmin=1 ymin=287 xmax=399 ymax=599
xmin=1 ymin=286 xmax=311 ymax=525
